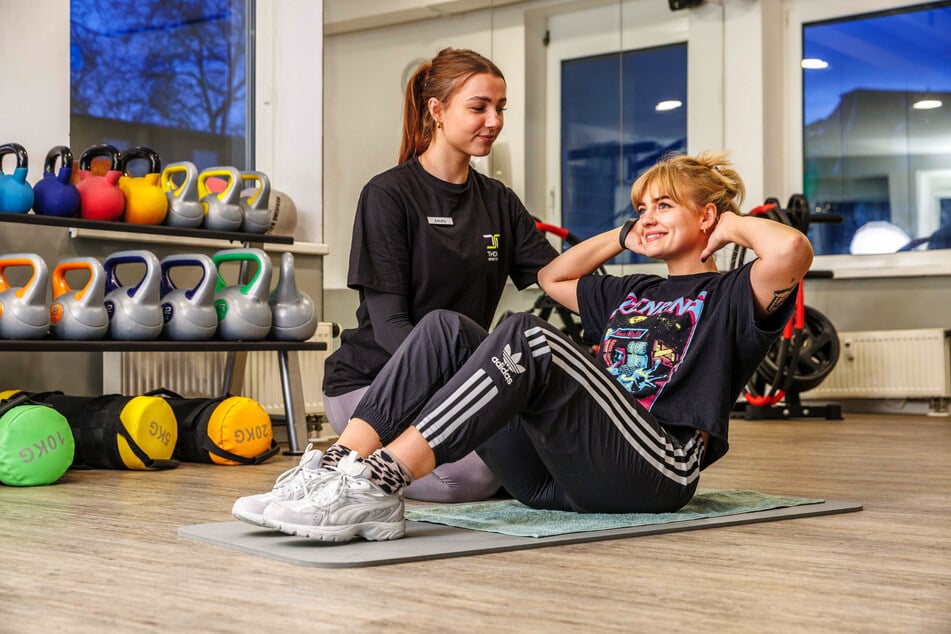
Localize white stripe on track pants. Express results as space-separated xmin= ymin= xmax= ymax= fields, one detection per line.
xmin=353 ymin=309 xmax=704 ymax=513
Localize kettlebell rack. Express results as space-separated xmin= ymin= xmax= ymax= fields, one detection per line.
xmin=0 ymin=211 xmax=323 ymax=455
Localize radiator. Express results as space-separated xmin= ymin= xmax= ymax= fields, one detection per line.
xmin=102 ymin=322 xmax=336 ymax=417
xmin=801 ymin=328 xmax=951 ymax=399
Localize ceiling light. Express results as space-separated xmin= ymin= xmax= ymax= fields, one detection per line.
xmin=655 ymin=100 xmax=683 ymax=112
xmin=801 ymin=58 xmax=829 ymax=70
xmin=912 ymin=99 xmax=942 ymax=110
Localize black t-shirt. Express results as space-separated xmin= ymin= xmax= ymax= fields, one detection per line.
xmin=577 ymin=262 xmax=794 ymax=469
xmin=324 ymin=157 xmax=558 ymax=396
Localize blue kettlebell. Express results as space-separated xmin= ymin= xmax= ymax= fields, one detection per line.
xmin=269 ymin=252 xmax=317 ymax=341
xmin=160 ymin=254 xmax=218 ymax=341
xmin=0 ymin=253 xmax=50 ymax=339
xmin=212 ymin=248 xmax=272 ymax=340
xmin=103 ymin=250 xmax=163 ymax=340
xmin=32 ymin=146 xmax=81 ymax=217
xmin=0 ymin=143 xmax=35 ymax=214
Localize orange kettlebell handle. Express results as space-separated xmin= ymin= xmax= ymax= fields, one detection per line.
xmin=52 ymin=260 xmax=95 ymax=300
xmin=0 ymin=258 xmax=40 ymax=298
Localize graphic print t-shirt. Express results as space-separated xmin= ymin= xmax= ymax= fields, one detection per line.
xmin=577 ymin=263 xmax=794 ymax=468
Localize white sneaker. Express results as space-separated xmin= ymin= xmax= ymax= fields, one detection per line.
xmin=262 ymin=451 xmax=405 ymax=542
xmin=232 ymin=443 xmax=331 ymax=527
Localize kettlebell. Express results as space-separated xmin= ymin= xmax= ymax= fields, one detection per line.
xmin=0 ymin=253 xmax=50 ymax=339
xmin=32 ymin=145 xmax=81 ymax=217
xmin=118 ymin=146 xmax=168 ymax=225
xmin=160 ymin=254 xmax=218 ymax=341
xmin=77 ymin=144 xmax=125 ymax=222
xmin=0 ymin=393 xmax=75 ymax=487
xmin=103 ymin=250 xmax=163 ymax=340
xmin=239 ymin=171 xmax=272 ymax=234
xmin=0 ymin=143 xmax=35 ymax=213
xmin=269 ymin=252 xmax=317 ymax=341
xmin=161 ymin=161 xmax=204 ymax=228
xmin=198 ymin=166 xmax=243 ymax=231
xmin=212 ymin=248 xmax=272 ymax=341
xmin=49 ymin=257 xmax=109 ymax=340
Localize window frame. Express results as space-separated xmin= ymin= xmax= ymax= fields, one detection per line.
xmin=544 ymin=1 xmax=690 ymax=276
xmin=783 ymin=0 xmax=951 ymax=278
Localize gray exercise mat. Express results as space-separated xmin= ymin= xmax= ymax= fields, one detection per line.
xmin=178 ymin=499 xmax=862 ymax=568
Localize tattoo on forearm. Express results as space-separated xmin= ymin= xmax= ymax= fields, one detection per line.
xmin=766 ymin=282 xmax=798 ymax=313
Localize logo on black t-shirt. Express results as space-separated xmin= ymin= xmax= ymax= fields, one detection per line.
xmin=483 ymin=233 xmax=500 ymax=261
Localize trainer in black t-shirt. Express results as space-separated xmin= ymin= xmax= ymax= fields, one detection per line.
xmin=324 ymin=157 xmax=558 ymax=397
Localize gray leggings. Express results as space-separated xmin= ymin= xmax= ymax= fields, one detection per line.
xmin=323 ymin=386 xmax=500 ymax=503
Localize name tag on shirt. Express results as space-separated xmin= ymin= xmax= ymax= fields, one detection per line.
xmin=428 ymin=216 xmax=454 ymax=226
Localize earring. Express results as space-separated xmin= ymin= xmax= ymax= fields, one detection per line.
xmin=436 ymin=120 xmax=442 ymax=129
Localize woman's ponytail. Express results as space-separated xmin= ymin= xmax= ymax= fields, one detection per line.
xmin=399 ymin=60 xmax=434 ymax=164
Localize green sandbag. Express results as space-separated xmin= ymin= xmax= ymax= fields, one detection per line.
xmin=0 ymin=394 xmax=75 ymax=486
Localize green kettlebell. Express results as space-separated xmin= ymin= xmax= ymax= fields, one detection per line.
xmin=0 ymin=393 xmax=74 ymax=486
xmin=212 ymin=248 xmax=272 ymax=340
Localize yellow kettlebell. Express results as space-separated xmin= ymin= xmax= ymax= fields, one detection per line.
xmin=118 ymin=146 xmax=168 ymax=225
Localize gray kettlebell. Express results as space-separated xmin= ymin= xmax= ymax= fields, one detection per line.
xmin=212 ymin=248 xmax=272 ymax=340
xmin=239 ymin=171 xmax=272 ymax=234
xmin=103 ymin=250 xmax=163 ymax=340
xmin=159 ymin=254 xmax=218 ymax=341
xmin=269 ymin=252 xmax=317 ymax=341
xmin=49 ymin=257 xmax=109 ymax=340
xmin=160 ymin=161 xmax=204 ymax=228
xmin=198 ymin=166 xmax=243 ymax=232
xmin=0 ymin=253 xmax=50 ymax=339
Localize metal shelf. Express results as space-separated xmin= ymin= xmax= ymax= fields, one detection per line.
xmin=0 ymin=212 xmax=320 ymax=455
xmin=0 ymin=339 xmax=325 ymax=352
xmin=0 ymin=211 xmax=294 ymax=245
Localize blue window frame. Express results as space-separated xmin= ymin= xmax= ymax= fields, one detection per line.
xmin=561 ymin=43 xmax=687 ymax=264
xmin=70 ymin=0 xmax=252 ymax=171
xmin=803 ymin=2 xmax=951 ymax=255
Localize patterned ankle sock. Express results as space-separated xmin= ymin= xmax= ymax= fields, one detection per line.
xmin=364 ymin=449 xmax=414 ymax=494
xmin=321 ymin=443 xmax=354 ymax=470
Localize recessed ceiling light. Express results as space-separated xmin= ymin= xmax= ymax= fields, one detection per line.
xmin=912 ymin=99 xmax=942 ymax=110
xmin=655 ymin=100 xmax=683 ymax=112
xmin=801 ymin=58 xmax=829 ymax=70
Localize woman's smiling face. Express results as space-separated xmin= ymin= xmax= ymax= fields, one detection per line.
xmin=431 ymin=72 xmax=507 ymax=158
xmin=633 ymin=187 xmax=705 ymax=263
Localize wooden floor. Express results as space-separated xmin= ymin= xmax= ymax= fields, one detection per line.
xmin=2 ymin=411 xmax=949 ymax=633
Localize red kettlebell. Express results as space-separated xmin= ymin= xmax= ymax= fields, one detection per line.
xmin=76 ymin=144 xmax=124 ymax=222
xmin=118 ymin=146 xmax=168 ymax=225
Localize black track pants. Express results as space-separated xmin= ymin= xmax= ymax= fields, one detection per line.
xmin=353 ymin=310 xmax=704 ymax=513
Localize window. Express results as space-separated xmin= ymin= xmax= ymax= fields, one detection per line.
xmin=560 ymin=44 xmax=688 ymax=264
xmin=802 ymin=2 xmax=951 ymax=255
xmin=70 ymin=0 xmax=253 ymax=172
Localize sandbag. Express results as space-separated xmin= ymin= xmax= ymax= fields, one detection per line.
xmin=0 ymin=393 xmax=74 ymax=486
xmin=34 ymin=393 xmax=178 ymax=470
xmin=148 ymin=388 xmax=278 ymax=465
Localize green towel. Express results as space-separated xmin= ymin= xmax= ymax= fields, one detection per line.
xmin=405 ymin=489 xmax=824 ymax=538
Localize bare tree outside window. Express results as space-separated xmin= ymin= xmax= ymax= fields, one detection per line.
xmin=70 ymin=0 xmax=250 ymax=171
